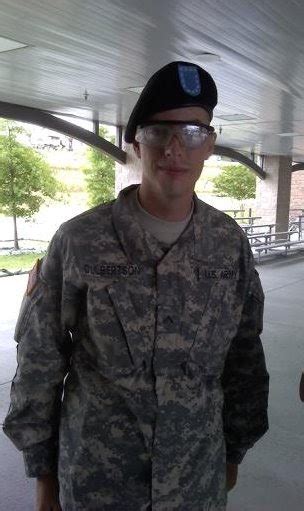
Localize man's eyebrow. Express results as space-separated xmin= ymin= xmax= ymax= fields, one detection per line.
xmin=176 ymin=119 xmax=209 ymax=124
xmin=164 ymin=120 xmax=209 ymax=124
xmin=193 ymin=119 xmax=210 ymax=124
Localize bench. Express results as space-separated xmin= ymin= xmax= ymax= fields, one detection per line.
xmin=235 ymin=216 xmax=261 ymax=224
xmin=254 ymin=240 xmax=304 ymax=263
xmin=247 ymin=231 xmax=298 ymax=246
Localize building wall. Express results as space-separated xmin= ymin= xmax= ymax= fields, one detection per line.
xmin=290 ymin=170 xmax=304 ymax=213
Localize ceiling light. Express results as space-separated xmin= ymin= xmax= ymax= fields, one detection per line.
xmin=278 ymin=132 xmax=301 ymax=137
xmin=216 ymin=114 xmax=256 ymax=121
xmin=197 ymin=53 xmax=221 ymax=63
xmin=0 ymin=35 xmax=27 ymax=53
xmin=127 ymin=86 xmax=144 ymax=94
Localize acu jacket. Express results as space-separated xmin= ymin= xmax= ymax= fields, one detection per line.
xmin=3 ymin=185 xmax=269 ymax=511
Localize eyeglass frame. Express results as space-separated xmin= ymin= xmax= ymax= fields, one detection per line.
xmin=138 ymin=120 xmax=214 ymax=131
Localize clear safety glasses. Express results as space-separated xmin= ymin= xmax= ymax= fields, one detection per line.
xmin=135 ymin=121 xmax=215 ymax=149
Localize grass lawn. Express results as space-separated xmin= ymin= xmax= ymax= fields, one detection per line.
xmin=0 ymin=252 xmax=46 ymax=272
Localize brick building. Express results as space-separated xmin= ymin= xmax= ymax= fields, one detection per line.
xmin=290 ymin=170 xmax=304 ymax=215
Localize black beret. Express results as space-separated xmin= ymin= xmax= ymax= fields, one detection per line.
xmin=124 ymin=61 xmax=218 ymax=143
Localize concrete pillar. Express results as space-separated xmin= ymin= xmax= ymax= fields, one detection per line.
xmin=256 ymin=155 xmax=292 ymax=233
xmin=115 ymin=139 xmax=142 ymax=196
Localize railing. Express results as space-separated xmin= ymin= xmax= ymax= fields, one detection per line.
xmin=0 ymin=238 xmax=48 ymax=278
xmin=223 ymin=208 xmax=252 ymax=218
xmin=0 ymin=269 xmax=30 ymax=278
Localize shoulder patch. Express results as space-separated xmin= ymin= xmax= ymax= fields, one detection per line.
xmin=26 ymin=258 xmax=41 ymax=296
xmin=178 ymin=64 xmax=201 ymax=96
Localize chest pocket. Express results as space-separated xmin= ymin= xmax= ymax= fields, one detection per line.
xmin=187 ymin=276 xmax=244 ymax=376
xmin=107 ymin=279 xmax=154 ymax=368
xmin=84 ymin=276 xmax=154 ymax=372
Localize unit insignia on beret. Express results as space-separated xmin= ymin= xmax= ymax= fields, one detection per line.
xmin=178 ymin=64 xmax=201 ymax=97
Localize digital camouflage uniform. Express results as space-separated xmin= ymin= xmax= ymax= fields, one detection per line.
xmin=3 ymin=184 xmax=269 ymax=511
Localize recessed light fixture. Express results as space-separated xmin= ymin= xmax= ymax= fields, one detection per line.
xmin=127 ymin=86 xmax=144 ymax=94
xmin=278 ymin=132 xmax=301 ymax=137
xmin=0 ymin=35 xmax=27 ymax=53
xmin=197 ymin=52 xmax=221 ymax=63
xmin=216 ymin=114 xmax=256 ymax=122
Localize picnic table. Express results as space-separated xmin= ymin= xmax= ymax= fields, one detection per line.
xmin=235 ymin=216 xmax=261 ymax=225
xmin=289 ymin=215 xmax=304 ymax=235
xmin=241 ymin=223 xmax=276 ymax=235
xmin=254 ymin=238 xmax=304 ymax=263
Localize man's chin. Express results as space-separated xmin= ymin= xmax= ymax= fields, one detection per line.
xmin=159 ymin=184 xmax=189 ymax=200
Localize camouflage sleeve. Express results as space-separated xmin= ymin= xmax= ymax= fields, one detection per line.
xmin=3 ymin=232 xmax=72 ymax=477
xmin=222 ymin=267 xmax=269 ymax=464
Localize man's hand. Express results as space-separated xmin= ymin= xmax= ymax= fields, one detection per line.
xmin=226 ymin=463 xmax=238 ymax=492
xmin=299 ymin=372 xmax=304 ymax=402
xmin=36 ymin=474 xmax=62 ymax=511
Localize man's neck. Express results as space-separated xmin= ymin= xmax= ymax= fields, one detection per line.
xmin=138 ymin=186 xmax=193 ymax=222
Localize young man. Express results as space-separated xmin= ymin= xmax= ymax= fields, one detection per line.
xmin=3 ymin=61 xmax=269 ymax=511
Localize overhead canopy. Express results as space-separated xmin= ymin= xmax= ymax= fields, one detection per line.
xmin=0 ymin=0 xmax=304 ymax=162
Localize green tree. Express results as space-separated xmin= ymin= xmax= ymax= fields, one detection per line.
xmin=0 ymin=120 xmax=62 ymax=249
xmin=83 ymin=127 xmax=115 ymax=207
xmin=212 ymin=164 xmax=256 ymax=209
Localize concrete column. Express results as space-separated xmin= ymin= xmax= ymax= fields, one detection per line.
xmin=115 ymin=138 xmax=142 ymax=196
xmin=256 ymin=155 xmax=292 ymax=233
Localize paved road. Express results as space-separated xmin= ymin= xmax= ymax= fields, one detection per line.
xmin=1 ymin=255 xmax=304 ymax=510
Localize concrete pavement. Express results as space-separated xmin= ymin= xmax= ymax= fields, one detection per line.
xmin=0 ymin=275 xmax=35 ymax=511
xmin=0 ymin=255 xmax=304 ymax=510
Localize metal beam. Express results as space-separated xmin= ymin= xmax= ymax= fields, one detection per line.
xmin=93 ymin=120 xmax=99 ymax=136
xmin=0 ymin=101 xmax=126 ymax=164
xmin=214 ymin=145 xmax=266 ymax=179
xmin=116 ymin=126 xmax=123 ymax=149
xmin=292 ymin=162 xmax=304 ymax=172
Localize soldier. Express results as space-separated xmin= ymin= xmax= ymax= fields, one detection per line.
xmin=3 ymin=61 xmax=269 ymax=511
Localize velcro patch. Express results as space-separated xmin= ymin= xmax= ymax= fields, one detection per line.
xmin=178 ymin=64 xmax=201 ymax=96
xmin=83 ymin=263 xmax=142 ymax=277
xmin=26 ymin=258 xmax=41 ymax=295
xmin=198 ymin=268 xmax=239 ymax=280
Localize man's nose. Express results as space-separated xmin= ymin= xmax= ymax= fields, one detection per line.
xmin=164 ymin=133 xmax=184 ymax=157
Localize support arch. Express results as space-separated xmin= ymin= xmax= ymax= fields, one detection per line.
xmin=292 ymin=163 xmax=304 ymax=172
xmin=0 ymin=101 xmax=126 ymax=164
xmin=214 ymin=145 xmax=266 ymax=179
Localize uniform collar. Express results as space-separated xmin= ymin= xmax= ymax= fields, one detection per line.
xmin=112 ymin=185 xmax=164 ymax=264
xmin=112 ymin=184 xmax=214 ymax=264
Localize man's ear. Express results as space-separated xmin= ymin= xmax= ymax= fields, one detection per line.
xmin=133 ymin=141 xmax=141 ymax=159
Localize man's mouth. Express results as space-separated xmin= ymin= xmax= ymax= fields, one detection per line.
xmin=158 ymin=165 xmax=187 ymax=174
